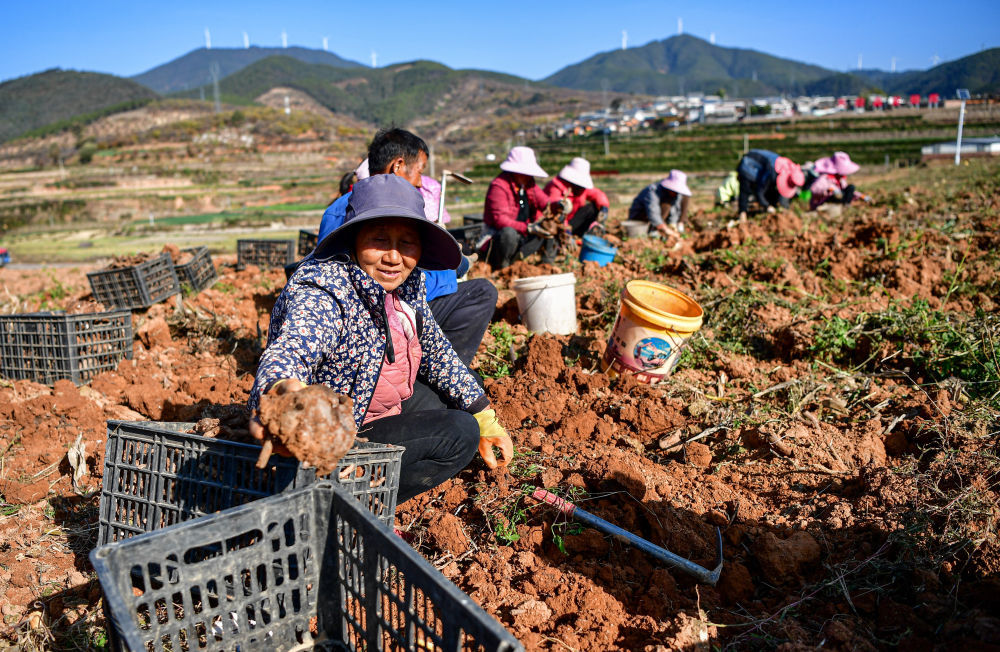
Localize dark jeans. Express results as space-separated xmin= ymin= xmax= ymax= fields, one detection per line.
xmin=428 ymin=278 xmax=497 ymax=366
xmin=486 ymin=226 xmax=557 ymax=270
xmin=737 ymin=174 xmax=790 ymax=213
xmin=359 ymin=404 xmax=479 ymax=504
xmin=567 ymin=202 xmax=599 ymax=236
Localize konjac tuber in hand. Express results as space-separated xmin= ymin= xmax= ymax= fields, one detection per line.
xmin=256 ymin=385 xmax=356 ymax=476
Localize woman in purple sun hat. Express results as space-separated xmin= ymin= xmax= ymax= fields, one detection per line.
xmin=248 ymin=174 xmax=514 ymax=506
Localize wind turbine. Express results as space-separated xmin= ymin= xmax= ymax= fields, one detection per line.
xmin=204 ymin=28 xmax=211 ymax=49
xmin=322 ymin=36 xmax=328 ymax=51
xmin=282 ymin=30 xmax=288 ymax=48
xmin=371 ymin=51 xmax=377 ymax=67
xmin=891 ymin=57 xmax=896 ymax=73
xmin=930 ymin=53 xmax=941 ymax=66
xmin=710 ymin=32 xmax=716 ymax=44
xmin=677 ymin=17 xmax=683 ymax=35
xmin=243 ymin=32 xmax=249 ymax=49
xmin=621 ymin=30 xmax=627 ymax=50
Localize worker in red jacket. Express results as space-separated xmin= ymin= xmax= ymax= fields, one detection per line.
xmin=544 ymin=157 xmax=610 ymax=236
xmin=481 ymin=147 xmax=555 ymax=270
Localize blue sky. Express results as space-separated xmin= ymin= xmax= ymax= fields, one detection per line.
xmin=3 ymin=0 xmax=999 ymax=84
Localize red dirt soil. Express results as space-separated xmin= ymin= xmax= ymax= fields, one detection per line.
xmin=1 ymin=168 xmax=998 ymax=650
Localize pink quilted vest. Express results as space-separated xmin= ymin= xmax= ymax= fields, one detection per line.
xmin=363 ymin=293 xmax=422 ymax=424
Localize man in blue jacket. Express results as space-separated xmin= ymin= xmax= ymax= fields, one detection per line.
xmin=315 ymin=128 xmax=497 ymax=366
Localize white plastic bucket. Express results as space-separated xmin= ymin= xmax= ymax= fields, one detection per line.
xmin=621 ymin=220 xmax=649 ymax=238
xmin=511 ymin=273 xmax=577 ymax=334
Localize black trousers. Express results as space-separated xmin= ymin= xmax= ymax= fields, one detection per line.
xmin=487 ymin=226 xmax=557 ymax=270
xmin=737 ymin=174 xmax=790 ymax=213
xmin=360 ymin=399 xmax=479 ymax=504
xmin=567 ymin=202 xmax=600 ymax=236
xmin=358 ymin=281 xmax=493 ymax=505
xmin=428 ymin=278 xmax=497 ymax=366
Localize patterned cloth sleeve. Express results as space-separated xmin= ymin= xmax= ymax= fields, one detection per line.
xmin=249 ymin=283 xmax=342 ymax=410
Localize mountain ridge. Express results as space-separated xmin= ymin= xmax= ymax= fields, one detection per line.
xmin=131 ymin=46 xmax=365 ymax=94
xmin=544 ymin=34 xmax=999 ymax=97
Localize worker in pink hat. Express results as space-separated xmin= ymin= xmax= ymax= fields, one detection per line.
xmin=481 ymin=146 xmax=557 ymax=270
xmin=736 ymin=149 xmax=804 ymax=221
xmin=544 ymin=157 xmax=610 ymax=236
xmin=627 ymin=170 xmax=692 ymax=236
xmin=807 ymin=151 xmax=862 ymax=210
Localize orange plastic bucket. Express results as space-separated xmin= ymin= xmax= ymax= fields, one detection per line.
xmin=601 ymin=280 xmax=703 ymax=383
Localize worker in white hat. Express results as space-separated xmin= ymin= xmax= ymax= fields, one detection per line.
xmin=627 ymin=170 xmax=692 ymax=236
xmin=544 ymin=157 xmax=611 ymax=236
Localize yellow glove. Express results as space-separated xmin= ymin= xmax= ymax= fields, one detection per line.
xmin=473 ymin=409 xmax=513 ymax=469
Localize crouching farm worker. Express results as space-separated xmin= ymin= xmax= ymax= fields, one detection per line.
xmin=808 ymin=151 xmax=862 ymax=210
xmin=481 ymin=146 xmax=557 ymax=270
xmin=544 ymin=157 xmax=610 ymax=236
xmin=248 ymin=174 xmax=514 ymax=504
xmin=735 ymin=149 xmax=804 ymax=221
xmin=628 ymin=169 xmax=692 ymax=236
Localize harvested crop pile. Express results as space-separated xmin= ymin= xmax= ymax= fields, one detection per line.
xmin=257 ymin=385 xmax=356 ymax=475
xmin=105 ymin=252 xmax=156 ymax=268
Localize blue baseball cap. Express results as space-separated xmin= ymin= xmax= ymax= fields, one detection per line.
xmin=314 ymin=174 xmax=461 ymax=271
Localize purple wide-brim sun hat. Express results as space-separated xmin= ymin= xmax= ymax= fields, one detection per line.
xmin=814 ymin=151 xmax=860 ymax=176
xmin=659 ymin=169 xmax=692 ymax=197
xmin=558 ymin=157 xmax=594 ymax=189
xmin=314 ymin=174 xmax=461 ymax=271
xmin=499 ymin=146 xmax=548 ymax=178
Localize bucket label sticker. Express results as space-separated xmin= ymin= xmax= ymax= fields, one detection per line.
xmin=602 ymin=316 xmax=691 ymax=383
xmin=633 ymin=337 xmax=672 ymax=370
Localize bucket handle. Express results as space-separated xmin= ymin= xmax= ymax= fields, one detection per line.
xmin=517 ymin=282 xmax=566 ymax=324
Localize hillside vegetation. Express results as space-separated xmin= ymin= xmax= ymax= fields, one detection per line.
xmin=0 ymin=69 xmax=158 ymax=143
xmin=183 ymin=56 xmax=560 ymax=127
xmin=131 ymin=46 xmax=365 ymax=94
xmin=545 ymin=34 xmax=1000 ymax=97
xmin=545 ymin=34 xmax=832 ymax=96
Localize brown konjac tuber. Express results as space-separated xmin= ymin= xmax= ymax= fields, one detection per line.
xmin=256 ymin=385 xmax=357 ymax=476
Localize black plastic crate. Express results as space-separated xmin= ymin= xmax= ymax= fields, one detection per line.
xmin=98 ymin=420 xmax=402 ymax=546
xmin=447 ymin=223 xmax=483 ymax=255
xmin=173 ymin=247 xmax=217 ymax=293
xmin=87 ymin=253 xmax=181 ymax=310
xmin=237 ymin=239 xmax=296 ymax=270
xmin=92 ymin=483 xmax=523 ymax=652
xmin=0 ymin=310 xmax=133 ymax=385
xmin=298 ymin=229 xmax=319 ymax=257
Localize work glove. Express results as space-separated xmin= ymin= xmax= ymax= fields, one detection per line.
xmin=473 ymin=408 xmax=513 ymax=469
xmin=526 ymin=221 xmax=553 ymax=238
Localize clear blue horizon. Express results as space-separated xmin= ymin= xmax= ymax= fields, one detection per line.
xmin=3 ymin=0 xmax=999 ymax=85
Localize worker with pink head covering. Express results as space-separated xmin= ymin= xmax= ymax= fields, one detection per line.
xmin=736 ymin=149 xmax=804 ymax=221
xmin=807 ymin=151 xmax=862 ymax=210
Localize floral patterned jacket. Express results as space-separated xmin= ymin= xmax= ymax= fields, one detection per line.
xmin=247 ymin=257 xmax=489 ymax=426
